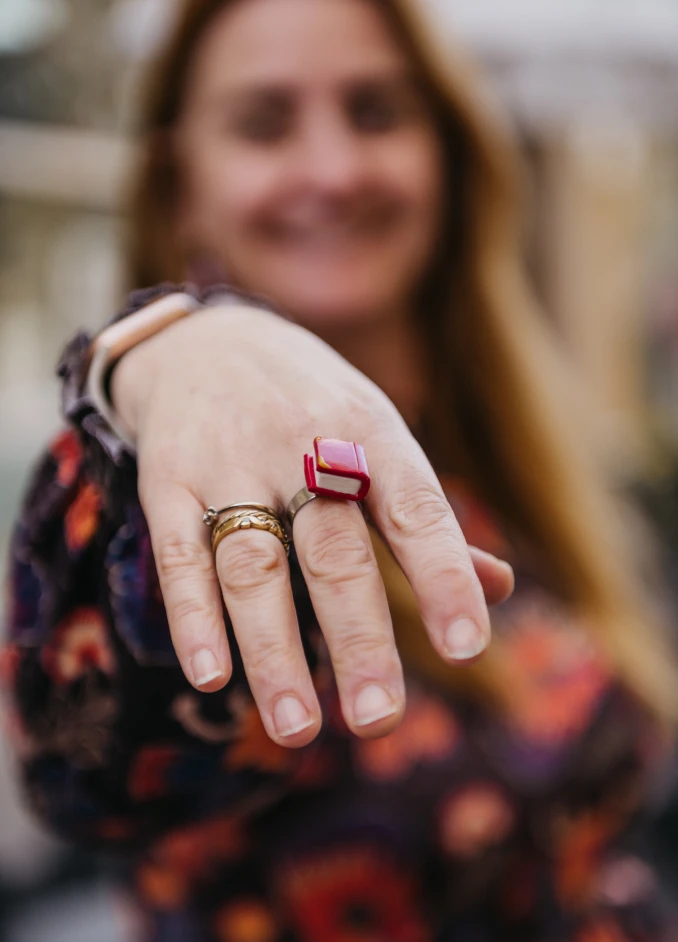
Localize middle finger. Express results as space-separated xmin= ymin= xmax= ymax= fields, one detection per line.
xmin=293 ymin=498 xmax=406 ymax=738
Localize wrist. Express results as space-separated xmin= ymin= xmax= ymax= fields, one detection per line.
xmin=87 ymin=290 xmax=203 ymax=449
xmin=57 ymin=282 xmax=271 ymax=465
xmin=109 ymin=340 xmax=155 ymax=442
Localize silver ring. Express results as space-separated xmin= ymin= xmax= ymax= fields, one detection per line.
xmin=286 ymin=486 xmax=318 ymax=525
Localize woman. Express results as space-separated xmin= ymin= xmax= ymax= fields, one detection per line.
xmin=4 ymin=0 xmax=677 ymax=938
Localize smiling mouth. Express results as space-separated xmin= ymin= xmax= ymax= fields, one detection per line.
xmin=261 ymin=202 xmax=406 ymax=250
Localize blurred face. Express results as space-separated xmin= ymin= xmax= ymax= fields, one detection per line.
xmin=175 ymin=0 xmax=445 ymax=329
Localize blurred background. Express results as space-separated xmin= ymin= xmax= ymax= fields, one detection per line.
xmin=0 ymin=0 xmax=677 ymax=938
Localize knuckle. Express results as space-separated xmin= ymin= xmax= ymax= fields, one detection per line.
xmin=387 ymin=480 xmax=452 ymax=538
xmin=418 ymin=547 xmax=473 ymax=587
xmin=330 ymin=626 xmax=395 ymax=669
xmin=218 ymin=537 xmax=287 ymax=597
xmin=303 ymin=525 xmax=374 ymax=585
xmin=244 ymin=635 xmax=295 ymax=677
xmin=156 ymin=534 xmax=213 ymax=582
xmin=171 ymin=594 xmax=216 ymax=627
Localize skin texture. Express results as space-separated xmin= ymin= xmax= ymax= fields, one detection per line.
xmin=113 ymin=0 xmax=514 ymax=747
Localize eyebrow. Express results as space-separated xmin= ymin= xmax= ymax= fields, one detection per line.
xmin=208 ymin=68 xmax=420 ymax=109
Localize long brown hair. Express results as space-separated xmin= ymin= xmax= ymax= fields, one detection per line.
xmin=126 ymin=0 xmax=677 ymax=718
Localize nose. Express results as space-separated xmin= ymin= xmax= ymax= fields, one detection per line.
xmin=294 ymin=105 xmax=367 ymax=197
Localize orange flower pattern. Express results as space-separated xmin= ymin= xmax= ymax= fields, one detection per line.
xmin=223 ymin=693 xmax=295 ymax=775
xmin=213 ymin=900 xmax=278 ymax=942
xmin=438 ymin=782 xmax=516 ymax=858
xmin=65 ymin=481 xmax=102 ymax=552
xmin=354 ymin=688 xmax=461 ymax=781
xmin=40 ymin=607 xmax=115 ymax=685
xmin=498 ymin=597 xmax=610 ymax=747
xmin=50 ymin=428 xmax=82 ymax=488
xmin=275 ymin=845 xmax=429 ymax=942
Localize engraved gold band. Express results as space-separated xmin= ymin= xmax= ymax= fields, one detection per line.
xmin=203 ymin=504 xmax=290 ymax=556
xmin=203 ymin=503 xmax=276 ymax=528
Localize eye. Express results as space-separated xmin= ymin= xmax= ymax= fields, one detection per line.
xmin=231 ymin=109 xmax=290 ymax=143
xmin=227 ymin=94 xmax=294 ymax=143
xmin=348 ymin=83 xmax=423 ymax=134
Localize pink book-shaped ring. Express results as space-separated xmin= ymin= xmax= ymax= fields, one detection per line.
xmin=304 ymin=437 xmax=371 ymax=501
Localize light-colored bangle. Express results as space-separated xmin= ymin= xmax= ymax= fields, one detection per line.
xmin=86 ymin=292 xmax=202 ymax=451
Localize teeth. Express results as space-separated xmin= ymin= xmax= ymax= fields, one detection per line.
xmin=284 ymin=226 xmax=366 ymax=247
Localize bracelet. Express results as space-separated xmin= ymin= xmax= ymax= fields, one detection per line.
xmin=85 ymin=292 xmax=203 ymax=451
xmin=57 ymin=283 xmax=272 ymax=469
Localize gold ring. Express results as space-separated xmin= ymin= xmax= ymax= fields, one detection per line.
xmin=203 ymin=503 xmax=276 ymax=528
xmin=207 ymin=506 xmax=290 ymax=556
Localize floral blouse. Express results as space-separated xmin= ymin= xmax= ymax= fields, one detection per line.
xmin=2 ymin=291 xmax=677 ymax=942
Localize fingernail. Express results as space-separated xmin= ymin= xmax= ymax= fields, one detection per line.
xmin=273 ymin=696 xmax=313 ymax=738
xmin=494 ymin=557 xmax=515 ymax=579
xmin=354 ymin=685 xmax=397 ymax=727
xmin=190 ymin=648 xmax=223 ymax=687
xmin=492 ymin=556 xmax=514 ymax=576
xmin=444 ymin=618 xmax=487 ymax=660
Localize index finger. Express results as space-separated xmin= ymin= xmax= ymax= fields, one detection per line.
xmin=367 ymin=430 xmax=492 ymax=662
xmin=139 ymin=478 xmax=233 ymax=691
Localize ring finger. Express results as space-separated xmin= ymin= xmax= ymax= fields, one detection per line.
xmin=211 ymin=490 xmax=322 ymax=747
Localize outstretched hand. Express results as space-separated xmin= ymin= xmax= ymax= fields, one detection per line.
xmin=112 ymin=303 xmax=514 ymax=746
